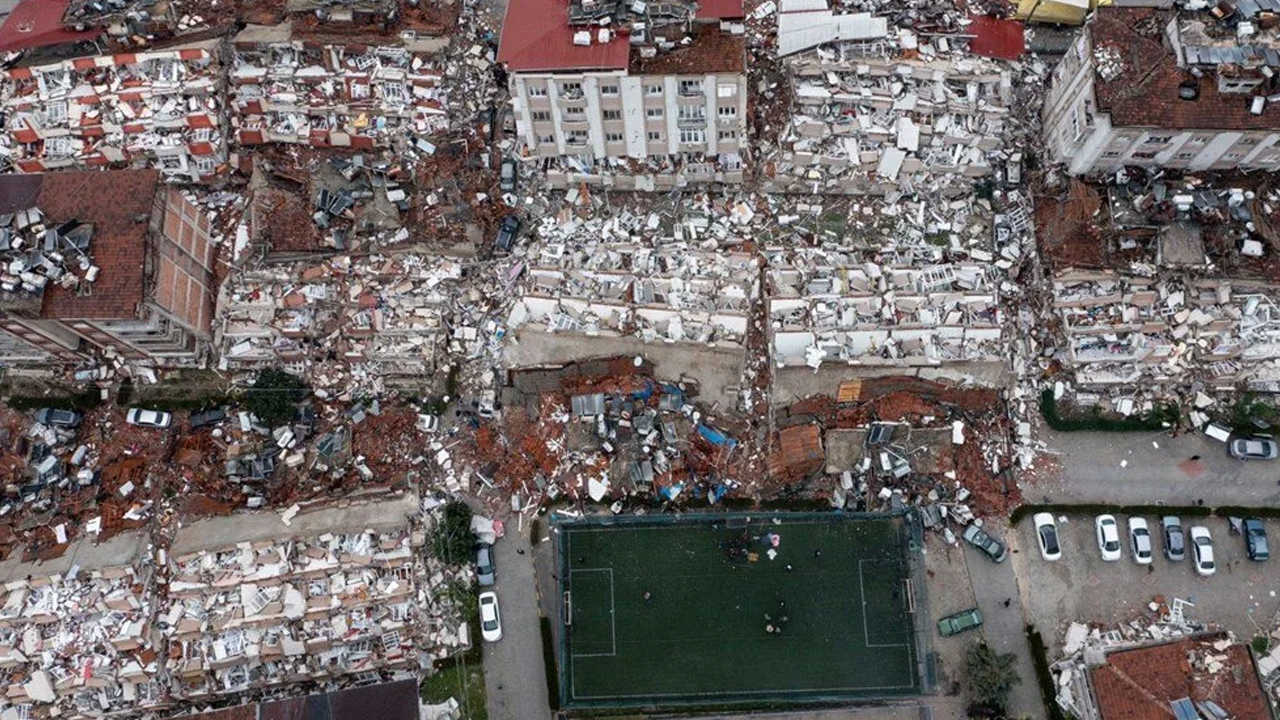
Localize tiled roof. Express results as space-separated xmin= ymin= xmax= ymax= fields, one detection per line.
xmin=496 ymin=0 xmax=629 ymax=72
xmin=967 ymin=14 xmax=1024 ymax=61
xmin=1090 ymin=7 xmax=1280 ymax=131
xmin=0 ymin=0 xmax=99 ymax=53
xmin=34 ymin=170 xmax=159 ymax=320
xmin=1092 ymin=639 xmax=1271 ymax=720
xmin=696 ymin=0 xmax=745 ymax=19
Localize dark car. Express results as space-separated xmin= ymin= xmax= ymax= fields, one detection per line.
xmin=1245 ymin=518 xmax=1270 ymax=561
xmin=500 ymin=158 xmax=517 ymax=193
xmin=495 ymin=215 xmax=521 ymax=252
xmin=34 ymin=408 xmax=82 ymax=428
xmin=962 ymin=524 xmax=1008 ymax=563
xmin=189 ymin=408 xmax=228 ymax=429
xmin=476 ymin=543 xmax=496 ymax=586
xmin=1162 ymin=516 xmax=1185 ymax=562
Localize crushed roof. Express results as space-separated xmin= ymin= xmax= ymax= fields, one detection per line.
xmin=1090 ymin=7 xmax=1280 ymax=131
xmin=31 ymin=170 xmax=159 ymax=320
xmin=496 ymin=0 xmax=630 ymax=72
xmin=628 ymin=24 xmax=745 ymax=74
xmin=1091 ymin=639 xmax=1270 ymax=720
xmin=967 ymin=14 xmax=1024 ymax=61
xmin=0 ymin=0 xmax=99 ymax=53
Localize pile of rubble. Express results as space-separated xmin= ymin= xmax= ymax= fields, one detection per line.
xmin=0 ymin=207 xmax=99 ymax=299
xmin=0 ymin=41 xmax=225 ymax=180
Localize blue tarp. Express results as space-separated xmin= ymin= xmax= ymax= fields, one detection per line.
xmin=697 ymin=423 xmax=737 ymax=448
xmin=659 ymin=483 xmax=685 ymax=501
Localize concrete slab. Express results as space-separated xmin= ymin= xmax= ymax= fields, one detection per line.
xmin=170 ymin=491 xmax=420 ymax=557
xmin=0 ymin=530 xmax=145 ymax=582
xmin=774 ymin=362 xmax=1010 ymax=406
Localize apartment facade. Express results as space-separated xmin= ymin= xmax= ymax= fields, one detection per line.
xmin=1043 ymin=7 xmax=1280 ymax=176
xmin=498 ymin=0 xmax=748 ymax=186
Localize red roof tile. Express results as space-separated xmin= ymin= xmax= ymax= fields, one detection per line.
xmin=967 ymin=14 xmax=1024 ymax=61
xmin=696 ymin=0 xmax=745 ymax=19
xmin=1092 ymin=638 xmax=1270 ymax=720
xmin=496 ymin=0 xmax=629 ymax=72
xmin=1090 ymin=7 xmax=1280 ymax=131
xmin=0 ymin=0 xmax=99 ymax=53
xmin=31 ymin=170 xmax=160 ymax=320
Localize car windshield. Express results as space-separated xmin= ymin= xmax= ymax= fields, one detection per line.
xmin=483 ymin=618 xmax=498 ymax=631
xmin=1196 ymin=536 xmax=1211 ymax=546
xmin=1104 ymin=540 xmax=1119 ymax=551
xmin=1040 ymin=527 xmax=1059 ymax=552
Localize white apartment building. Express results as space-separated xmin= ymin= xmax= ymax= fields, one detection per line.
xmin=1043 ymin=6 xmax=1280 ymax=176
xmin=497 ymin=0 xmax=748 ymax=186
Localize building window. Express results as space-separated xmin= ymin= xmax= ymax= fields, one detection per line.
xmin=194 ymin=156 xmax=216 ymax=175
xmin=606 ymin=132 xmax=623 ymax=143
xmin=537 ymin=134 xmax=555 ymax=145
xmin=1175 ymin=152 xmax=1196 ymax=159
xmin=1190 ymin=135 xmax=1209 ymax=144
xmin=560 ymin=81 xmax=582 ymax=95
xmin=1131 ymin=151 xmax=1157 ymax=159
xmin=567 ymin=130 xmax=588 ymax=145
xmin=1102 ymin=150 xmax=1122 ymax=158
xmin=679 ymin=128 xmax=705 ymax=144
xmin=1238 ymin=137 xmax=1260 ymax=146
xmin=600 ymin=85 xmax=619 ymax=96
xmin=677 ymin=105 xmax=705 ymax=121
xmin=528 ymin=86 xmax=548 ymax=97
xmin=603 ymin=109 xmax=621 ymax=121
xmin=1225 ymin=152 xmax=1245 ymax=160
xmin=646 ymin=108 xmax=663 ymax=119
xmin=717 ymin=84 xmax=737 ymax=98
xmin=647 ymin=131 xmax=662 ymax=141
xmin=718 ymin=130 xmax=737 ymax=141
xmin=678 ymin=79 xmax=703 ymax=96
xmin=646 ymin=84 xmax=663 ymax=95
xmin=1144 ymin=135 xmax=1173 ymax=144
xmin=718 ymin=105 xmax=737 ymax=118
xmin=564 ymin=106 xmax=585 ymax=117
xmin=531 ymin=111 xmax=550 ymax=122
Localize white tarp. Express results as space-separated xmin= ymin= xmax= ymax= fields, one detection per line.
xmin=471 ymin=515 xmax=497 ymax=545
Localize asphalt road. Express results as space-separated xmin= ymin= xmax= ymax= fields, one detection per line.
xmin=961 ymin=539 xmax=1041 ymax=719
xmin=482 ymin=518 xmax=553 ymax=720
xmin=1031 ymin=427 xmax=1280 ymax=506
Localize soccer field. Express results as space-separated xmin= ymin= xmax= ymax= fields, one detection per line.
xmin=558 ymin=513 xmax=923 ymax=707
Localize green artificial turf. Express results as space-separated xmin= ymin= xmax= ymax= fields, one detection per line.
xmin=559 ymin=514 xmax=920 ymax=707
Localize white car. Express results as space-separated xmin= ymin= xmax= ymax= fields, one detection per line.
xmin=125 ymin=408 xmax=172 ymax=429
xmin=479 ymin=591 xmax=502 ymax=642
xmin=1189 ymin=525 xmax=1216 ymax=576
xmin=1033 ymin=512 xmax=1062 ymax=561
xmin=1096 ymin=515 xmax=1122 ymax=561
xmin=1128 ymin=517 xmax=1153 ymax=565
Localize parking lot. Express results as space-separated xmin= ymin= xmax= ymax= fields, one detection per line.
xmin=1012 ymin=513 xmax=1280 ymax=655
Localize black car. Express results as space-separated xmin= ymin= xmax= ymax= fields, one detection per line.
xmin=34 ymin=408 xmax=82 ymax=428
xmin=495 ymin=215 xmax=522 ymax=252
xmin=1245 ymin=518 xmax=1270 ymax=561
xmin=189 ymin=408 xmax=228 ymax=429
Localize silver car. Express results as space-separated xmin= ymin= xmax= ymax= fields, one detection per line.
xmin=1161 ymin=516 xmax=1185 ymax=561
xmin=1230 ymin=436 xmax=1279 ymax=460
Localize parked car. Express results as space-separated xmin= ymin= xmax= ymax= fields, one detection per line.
xmin=1128 ymin=517 xmax=1153 ymax=565
xmin=1096 ymin=514 xmax=1122 ymax=562
xmin=125 ymin=408 xmax=172 ymax=429
xmin=476 ymin=543 xmax=496 ymax=586
xmin=417 ymin=414 xmax=440 ymax=433
xmin=1033 ymin=512 xmax=1062 ymax=561
xmin=479 ymin=591 xmax=502 ymax=642
xmin=937 ymin=608 xmax=983 ymax=637
xmin=1189 ymin=525 xmax=1216 ymax=576
xmin=1230 ymin=436 xmax=1279 ymax=460
xmin=495 ymin=214 xmax=521 ymax=253
xmin=499 ymin=158 xmax=518 ymax=193
xmin=34 ymin=408 xmax=82 ymax=428
xmin=1162 ymin=516 xmax=1186 ymax=562
xmin=1245 ymin=518 xmax=1270 ymax=561
xmin=962 ymin=524 xmax=1008 ymax=563
xmin=188 ymin=408 xmax=227 ymax=430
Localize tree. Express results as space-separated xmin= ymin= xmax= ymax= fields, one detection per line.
xmin=431 ymin=501 xmax=475 ymax=565
xmin=242 ymin=368 xmax=307 ymax=428
xmin=966 ymin=641 xmax=1022 ymax=715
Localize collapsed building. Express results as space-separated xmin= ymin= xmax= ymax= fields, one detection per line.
xmin=498 ymin=0 xmax=749 ymax=188
xmin=1043 ymin=6 xmax=1280 ymax=177
xmin=229 ymin=25 xmax=449 ymax=152
xmin=0 ymin=39 xmax=226 ymax=180
xmin=0 ymin=170 xmax=219 ymax=367
xmin=763 ymin=0 xmax=1020 ymax=195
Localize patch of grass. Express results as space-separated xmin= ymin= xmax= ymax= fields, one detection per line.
xmin=7 ymin=388 xmax=102 ymax=412
xmin=420 ymin=656 xmax=488 ymax=720
xmin=1026 ymin=625 xmax=1066 ymax=720
xmin=1253 ymin=635 xmax=1270 ymax=655
xmin=1040 ymin=389 xmax=1180 ymax=433
xmin=540 ymin=615 xmax=560 ymax=710
xmin=1229 ymin=393 xmax=1280 ymax=436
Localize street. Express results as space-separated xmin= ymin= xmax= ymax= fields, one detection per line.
xmin=482 ymin=516 xmax=553 ymax=720
xmin=1030 ymin=426 xmax=1280 ymax=506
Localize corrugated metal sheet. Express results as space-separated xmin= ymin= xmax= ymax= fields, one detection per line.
xmin=777 ymin=10 xmax=887 ymax=56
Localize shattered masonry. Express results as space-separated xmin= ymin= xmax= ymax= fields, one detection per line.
xmin=0 ymin=41 xmax=225 ymax=180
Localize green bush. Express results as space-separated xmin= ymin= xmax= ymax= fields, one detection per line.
xmin=7 ymin=388 xmax=102 ymax=412
xmin=241 ymin=368 xmax=307 ymax=427
xmin=540 ymin=615 xmax=561 ymax=710
xmin=1026 ymin=625 xmax=1067 ymax=720
xmin=966 ymin=641 xmax=1022 ymax=715
xmin=1040 ymin=389 xmax=1180 ymax=433
xmin=1252 ymin=635 xmax=1270 ymax=655
xmin=432 ymin=502 xmax=476 ymax=565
